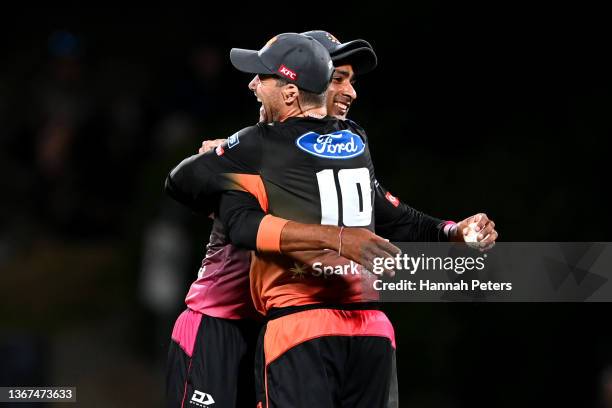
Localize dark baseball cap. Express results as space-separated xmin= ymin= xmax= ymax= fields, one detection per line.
xmin=302 ymin=30 xmax=377 ymax=75
xmin=230 ymin=33 xmax=333 ymax=94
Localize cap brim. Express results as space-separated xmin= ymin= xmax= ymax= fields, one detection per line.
xmin=331 ymin=40 xmax=378 ymax=75
xmin=332 ymin=39 xmax=373 ymax=56
xmin=230 ymin=48 xmax=275 ymax=75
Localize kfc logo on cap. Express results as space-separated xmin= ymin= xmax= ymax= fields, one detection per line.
xmin=278 ymin=64 xmax=298 ymax=80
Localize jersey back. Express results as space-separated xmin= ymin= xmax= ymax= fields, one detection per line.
xmin=241 ymin=117 xmax=379 ymax=313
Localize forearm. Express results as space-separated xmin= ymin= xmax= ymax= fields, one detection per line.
xmin=219 ymin=190 xmax=400 ymax=270
xmin=376 ymin=204 xmax=446 ymax=241
xmin=279 ymin=222 xmax=340 ymax=253
xmin=374 ymin=181 xmax=449 ymax=242
xmin=165 ymin=125 xmax=262 ymax=213
xmin=165 ymin=153 xmax=217 ymax=213
xmin=218 ymin=190 xmax=340 ymax=252
xmin=402 ymin=209 xmax=448 ymax=242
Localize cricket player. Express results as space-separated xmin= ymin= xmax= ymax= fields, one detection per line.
xmin=166 ymin=31 xmax=402 ymax=408
xmin=166 ymin=32 xmax=497 ymax=407
xmin=165 ymin=33 xmax=399 ymax=408
xmin=166 ymin=32 xmax=498 ymax=407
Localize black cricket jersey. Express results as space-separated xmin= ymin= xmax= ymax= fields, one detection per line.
xmin=166 ymin=116 xmax=448 ymax=314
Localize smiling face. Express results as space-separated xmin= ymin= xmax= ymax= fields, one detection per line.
xmin=326 ymin=64 xmax=357 ymax=119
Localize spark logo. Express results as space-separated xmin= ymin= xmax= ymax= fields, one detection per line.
xmin=190 ymin=390 xmax=215 ymax=406
xmin=278 ymin=64 xmax=297 ymax=80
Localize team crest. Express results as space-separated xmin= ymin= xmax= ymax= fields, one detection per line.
xmin=326 ymin=32 xmax=341 ymax=44
xmin=265 ymin=36 xmax=278 ymax=47
xmin=258 ymin=36 xmax=278 ymax=56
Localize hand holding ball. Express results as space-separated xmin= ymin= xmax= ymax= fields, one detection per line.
xmin=464 ymin=222 xmax=480 ymax=248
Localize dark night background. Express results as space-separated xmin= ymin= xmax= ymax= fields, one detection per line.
xmin=1 ymin=4 xmax=611 ymax=407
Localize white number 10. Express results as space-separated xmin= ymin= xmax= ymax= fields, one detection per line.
xmin=316 ymin=168 xmax=372 ymax=226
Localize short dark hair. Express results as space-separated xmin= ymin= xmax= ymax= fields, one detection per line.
xmin=261 ymin=74 xmax=327 ymax=107
xmin=298 ymin=87 xmax=326 ymax=107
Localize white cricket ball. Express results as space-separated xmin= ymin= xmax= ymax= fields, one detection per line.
xmin=464 ymin=222 xmax=480 ymax=247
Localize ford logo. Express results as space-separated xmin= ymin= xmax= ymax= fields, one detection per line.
xmin=295 ymin=130 xmax=365 ymax=159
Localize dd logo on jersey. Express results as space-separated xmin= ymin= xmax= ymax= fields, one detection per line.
xmin=296 ymin=130 xmax=365 ymax=159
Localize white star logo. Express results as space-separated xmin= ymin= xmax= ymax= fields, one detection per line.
xmin=290 ymin=262 xmax=308 ymax=279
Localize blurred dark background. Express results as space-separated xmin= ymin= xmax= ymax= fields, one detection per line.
xmin=1 ymin=4 xmax=611 ymax=407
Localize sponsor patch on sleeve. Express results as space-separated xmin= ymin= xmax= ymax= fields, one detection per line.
xmin=228 ymin=133 xmax=240 ymax=148
xmin=385 ymin=191 xmax=400 ymax=207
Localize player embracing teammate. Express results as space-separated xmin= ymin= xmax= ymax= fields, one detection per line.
xmin=165 ymin=31 xmax=498 ymax=408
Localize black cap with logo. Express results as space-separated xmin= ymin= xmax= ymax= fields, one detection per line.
xmin=301 ymin=30 xmax=377 ymax=75
xmin=230 ymin=33 xmax=334 ymax=94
